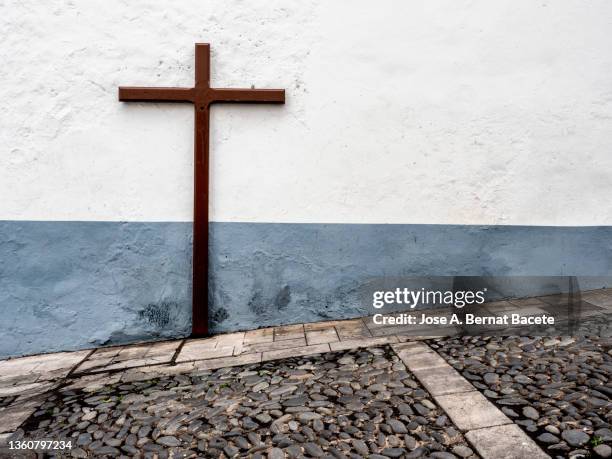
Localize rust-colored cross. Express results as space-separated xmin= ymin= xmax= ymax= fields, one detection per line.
xmin=119 ymin=43 xmax=285 ymax=336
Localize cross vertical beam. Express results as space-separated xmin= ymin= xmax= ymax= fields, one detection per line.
xmin=192 ymin=44 xmax=211 ymax=336
xmin=119 ymin=43 xmax=285 ymax=336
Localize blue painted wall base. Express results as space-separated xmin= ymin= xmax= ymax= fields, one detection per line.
xmin=1 ymin=221 xmax=611 ymax=358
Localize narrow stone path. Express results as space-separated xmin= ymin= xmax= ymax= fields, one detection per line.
xmin=392 ymin=342 xmax=549 ymax=459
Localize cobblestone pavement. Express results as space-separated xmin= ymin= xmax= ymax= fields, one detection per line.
xmin=17 ymin=347 xmax=478 ymax=459
xmin=427 ymin=336 xmax=612 ymax=459
xmin=2 ymin=288 xmax=611 ymax=458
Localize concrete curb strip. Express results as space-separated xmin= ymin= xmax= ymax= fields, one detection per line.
xmin=391 ymin=342 xmax=550 ymax=459
xmin=466 ymin=424 xmax=551 ymax=459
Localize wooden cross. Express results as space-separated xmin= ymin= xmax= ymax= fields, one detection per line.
xmin=119 ymin=43 xmax=285 ymax=336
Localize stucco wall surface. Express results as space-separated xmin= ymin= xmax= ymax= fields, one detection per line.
xmin=1 ymin=0 xmax=612 ymax=225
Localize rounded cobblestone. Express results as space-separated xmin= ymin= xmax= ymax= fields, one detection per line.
xmin=17 ymin=346 xmax=478 ymax=458
xmin=428 ymin=335 xmax=611 ymax=459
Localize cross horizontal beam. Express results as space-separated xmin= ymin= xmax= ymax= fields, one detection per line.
xmin=118 ymin=87 xmax=195 ymax=103
xmin=209 ymin=88 xmax=285 ymax=104
xmin=119 ymin=87 xmax=285 ymax=105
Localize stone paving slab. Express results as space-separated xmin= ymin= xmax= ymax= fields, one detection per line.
xmin=329 ymin=335 xmax=398 ymax=351
xmin=63 ymin=373 xmax=123 ymax=392
xmin=581 ymin=291 xmax=612 ymax=308
xmin=0 ymin=350 xmax=90 ymax=383
xmin=0 ymin=396 xmax=45 ymax=434
xmin=490 ymin=305 xmax=550 ymax=317
xmin=175 ymin=342 xmax=234 ymax=362
xmin=466 ymin=424 xmax=551 ymax=459
xmin=305 ymin=328 xmax=339 ymax=345
xmin=392 ymin=342 xmax=449 ymax=371
xmin=243 ymin=327 xmax=274 ymax=345
xmin=261 ymin=343 xmax=330 ymax=361
xmin=508 ymin=297 xmax=549 ymax=307
xmin=273 ymin=323 xmax=305 ymax=341
xmin=334 ymin=318 xmax=372 ymax=340
xmin=76 ymin=341 xmax=180 ymax=374
xmin=482 ymin=300 xmax=517 ymax=311
xmin=303 ymin=320 xmax=344 ymax=331
xmin=536 ymin=293 xmax=575 ymax=306
xmin=0 ymin=381 xmax=55 ymax=399
xmin=435 ymin=391 xmax=512 ymax=432
xmin=242 ymin=337 xmax=307 ymax=354
xmin=192 ymin=352 xmax=262 ymax=370
xmin=410 ymin=365 xmax=477 ymax=396
xmin=369 ymin=322 xmax=462 ymax=337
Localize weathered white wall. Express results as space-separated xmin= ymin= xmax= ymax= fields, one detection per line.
xmin=2 ymin=0 xmax=612 ymax=358
xmin=2 ymin=0 xmax=612 ymax=225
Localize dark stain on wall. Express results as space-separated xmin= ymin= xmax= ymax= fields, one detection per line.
xmin=138 ymin=302 xmax=172 ymax=328
xmin=274 ymin=285 xmax=291 ymax=309
xmin=248 ymin=290 xmax=266 ymax=315
xmin=210 ymin=305 xmax=229 ymax=326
